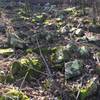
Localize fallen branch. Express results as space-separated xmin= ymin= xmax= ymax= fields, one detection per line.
xmin=36 ymin=37 xmax=53 ymax=79
xmin=35 ymin=37 xmax=70 ymax=99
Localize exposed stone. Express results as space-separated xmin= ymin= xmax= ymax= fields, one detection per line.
xmin=51 ymin=46 xmax=64 ymax=64
xmin=65 ymin=60 xmax=83 ymax=79
xmin=65 ymin=42 xmax=78 ymax=53
xmin=78 ymin=46 xmax=90 ymax=58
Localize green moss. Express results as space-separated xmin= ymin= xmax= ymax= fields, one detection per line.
xmin=31 ymin=18 xmax=36 ymax=23
xmin=51 ymin=47 xmax=58 ymax=53
xmin=82 ymin=19 xmax=91 ymax=24
xmin=0 ymin=71 xmax=5 ymax=83
xmin=80 ymin=88 xmax=89 ymax=100
xmin=26 ymin=48 xmax=33 ymax=53
xmin=50 ymin=46 xmax=65 ymax=70
xmin=5 ymin=74 xmax=14 ymax=83
xmin=80 ymin=79 xmax=97 ymax=100
xmin=26 ymin=48 xmax=51 ymax=55
xmin=50 ymin=44 xmax=77 ymax=63
xmin=0 ymin=88 xmax=29 ymax=100
xmin=34 ymin=48 xmax=51 ymax=54
xmin=11 ymin=61 xmax=26 ymax=79
xmin=51 ymin=46 xmax=64 ymax=64
xmin=0 ymin=71 xmax=14 ymax=83
xmin=64 ymin=7 xmax=76 ymax=15
xmin=0 ymin=48 xmax=14 ymax=56
xmin=50 ymin=46 xmax=72 ymax=70
xmin=44 ymin=19 xmax=51 ymax=25
xmin=65 ymin=43 xmax=78 ymax=53
xmin=43 ymin=79 xmax=52 ymax=91
xmin=78 ymin=46 xmax=90 ymax=58
xmin=11 ymin=55 xmax=43 ymax=80
xmin=32 ymin=13 xmax=47 ymax=23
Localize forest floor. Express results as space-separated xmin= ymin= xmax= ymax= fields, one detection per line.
xmin=0 ymin=1 xmax=100 ymax=100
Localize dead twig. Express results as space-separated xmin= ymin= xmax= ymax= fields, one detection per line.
xmin=19 ymin=71 xmax=29 ymax=90
xmin=36 ymin=37 xmax=53 ymax=79
xmin=35 ymin=37 xmax=70 ymax=100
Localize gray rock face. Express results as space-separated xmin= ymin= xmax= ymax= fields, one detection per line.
xmin=65 ymin=60 xmax=83 ymax=79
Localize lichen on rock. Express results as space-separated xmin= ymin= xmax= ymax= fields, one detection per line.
xmin=65 ymin=59 xmax=83 ymax=79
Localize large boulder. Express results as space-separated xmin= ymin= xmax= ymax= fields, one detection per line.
xmin=65 ymin=60 xmax=83 ymax=79
xmin=78 ymin=46 xmax=90 ymax=58
xmin=50 ymin=43 xmax=78 ymax=70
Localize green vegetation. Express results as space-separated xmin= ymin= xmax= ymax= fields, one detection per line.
xmin=0 ymin=0 xmax=100 ymax=99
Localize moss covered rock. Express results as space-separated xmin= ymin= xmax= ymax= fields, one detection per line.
xmin=78 ymin=46 xmax=90 ymax=58
xmin=65 ymin=60 xmax=83 ymax=79
xmin=50 ymin=47 xmax=64 ymax=70
xmin=0 ymin=88 xmax=29 ymax=100
xmin=32 ymin=13 xmax=47 ymax=23
xmin=65 ymin=42 xmax=78 ymax=53
xmin=0 ymin=48 xmax=14 ymax=56
xmin=11 ymin=54 xmax=43 ymax=80
xmin=79 ymin=78 xmax=97 ymax=100
xmin=50 ymin=45 xmax=77 ymax=70
xmin=51 ymin=46 xmax=64 ymax=64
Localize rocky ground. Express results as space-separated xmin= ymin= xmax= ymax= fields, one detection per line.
xmin=0 ymin=0 xmax=100 ymax=100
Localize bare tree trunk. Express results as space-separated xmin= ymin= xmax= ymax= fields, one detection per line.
xmin=96 ymin=0 xmax=100 ymax=23
xmin=24 ymin=0 xmax=32 ymax=16
xmin=81 ymin=0 xmax=86 ymax=15
xmin=92 ymin=0 xmax=97 ymax=25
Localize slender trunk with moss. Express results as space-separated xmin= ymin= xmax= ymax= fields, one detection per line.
xmin=92 ymin=0 xmax=97 ymax=25
xmin=24 ymin=0 xmax=32 ymax=16
xmin=81 ymin=0 xmax=86 ymax=15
